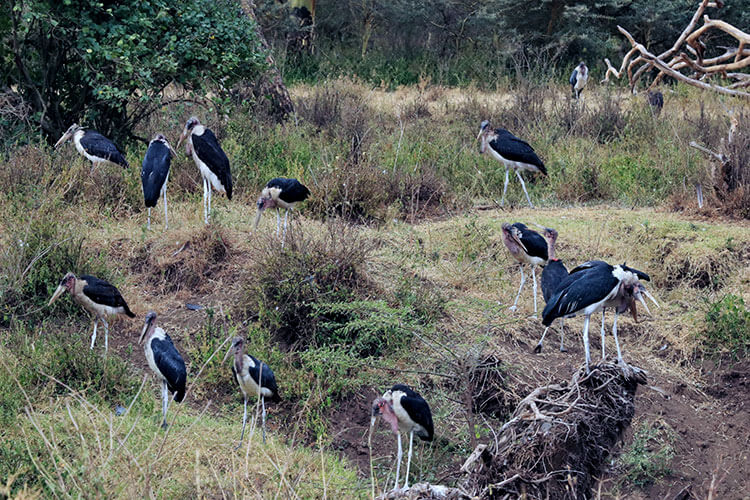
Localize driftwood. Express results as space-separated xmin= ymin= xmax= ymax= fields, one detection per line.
xmin=602 ymin=0 xmax=750 ymax=99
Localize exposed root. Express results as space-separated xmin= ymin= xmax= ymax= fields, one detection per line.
xmin=462 ymin=362 xmax=647 ymax=499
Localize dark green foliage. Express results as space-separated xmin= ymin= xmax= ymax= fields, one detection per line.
xmin=245 ymin=221 xmax=377 ymax=348
xmin=312 ymin=300 xmax=417 ymax=357
xmin=703 ymin=295 xmax=750 ymax=359
xmin=2 ymin=0 xmax=266 ymax=143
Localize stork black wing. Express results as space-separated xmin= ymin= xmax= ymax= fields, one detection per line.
xmin=490 ymin=130 xmax=546 ymax=174
xmin=152 ymin=335 xmax=187 ymax=402
xmin=248 ymin=354 xmax=281 ymax=402
xmin=569 ymin=68 xmax=578 ymax=86
xmin=192 ymin=128 xmax=232 ymax=200
xmin=79 ymin=130 xmax=129 ymax=168
xmin=541 ymin=259 xmax=569 ymax=303
xmin=542 ymin=266 xmax=619 ymax=326
xmin=569 ymin=260 xmax=609 ymax=274
xmin=512 ymin=223 xmax=548 ymax=261
xmin=141 ymin=142 xmax=172 ymax=207
xmin=391 ymin=384 xmax=434 ymax=441
xmin=267 ymin=178 xmax=311 ymax=204
xmin=80 ymin=275 xmax=135 ymax=317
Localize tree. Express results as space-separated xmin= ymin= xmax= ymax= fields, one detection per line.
xmin=2 ymin=0 xmax=267 ymax=143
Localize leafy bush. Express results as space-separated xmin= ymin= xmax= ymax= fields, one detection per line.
xmin=618 ymin=421 xmax=675 ymax=487
xmin=312 ymin=299 xmax=417 ymax=357
xmin=703 ymin=294 xmax=750 ymax=359
xmin=4 ymin=0 xmax=266 ymax=142
xmin=244 ymin=220 xmax=377 ymax=348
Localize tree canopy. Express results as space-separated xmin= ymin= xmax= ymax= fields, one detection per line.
xmin=2 ymin=0 xmax=267 ymax=143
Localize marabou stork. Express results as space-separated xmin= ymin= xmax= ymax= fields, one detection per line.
xmin=535 ymin=226 xmax=569 ymax=353
xmin=501 ymin=222 xmax=548 ymax=317
xmin=253 ymin=177 xmax=311 ymax=242
xmin=542 ymin=262 xmax=658 ymax=372
xmin=477 ymin=121 xmax=547 ymax=208
xmin=177 ymin=117 xmax=232 ymax=225
xmin=141 ymin=134 xmax=176 ymax=230
xmin=54 ymin=124 xmax=129 ymax=170
xmin=139 ymin=312 xmax=187 ymax=429
xmin=371 ymin=384 xmax=434 ymax=491
xmin=48 ymin=272 xmax=135 ymax=352
xmin=224 ymin=337 xmax=280 ymax=446
xmin=647 ymin=90 xmax=664 ymax=115
xmin=570 ymin=62 xmax=589 ymax=100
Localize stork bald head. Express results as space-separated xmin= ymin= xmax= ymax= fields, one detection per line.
xmin=139 ymin=311 xmax=158 ymax=344
xmin=151 ymin=133 xmax=177 ymax=157
xmin=49 ymin=272 xmax=76 ymax=305
xmin=54 ymin=124 xmax=83 ymax=149
xmin=223 ymin=336 xmax=245 ymax=362
xmin=371 ymin=396 xmax=399 ymax=434
xmin=176 ymin=117 xmax=201 ymax=151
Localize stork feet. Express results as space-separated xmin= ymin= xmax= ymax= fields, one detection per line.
xmin=533 ymin=343 xmax=543 ymax=354
xmin=559 ymin=346 xmax=568 ymax=353
xmin=508 ymin=305 xmax=518 ymax=312
xmin=161 ymin=421 xmax=168 ymax=430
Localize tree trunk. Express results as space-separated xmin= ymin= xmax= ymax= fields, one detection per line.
xmin=238 ymin=0 xmax=295 ymax=121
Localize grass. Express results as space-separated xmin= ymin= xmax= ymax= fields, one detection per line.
xmin=1 ymin=80 xmax=749 ymax=498
xmin=617 ymin=419 xmax=676 ymax=487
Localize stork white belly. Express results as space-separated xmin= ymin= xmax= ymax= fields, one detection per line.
xmin=144 ymin=328 xmax=166 ymax=379
xmin=73 ymin=293 xmax=124 ymax=318
xmin=392 ymin=397 xmax=427 ymax=436
xmin=235 ymin=356 xmax=274 ymax=399
xmin=488 ymin=147 xmax=538 ymax=172
xmin=190 ymin=146 xmax=226 ymax=193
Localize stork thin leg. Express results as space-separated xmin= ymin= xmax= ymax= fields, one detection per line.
xmin=515 ymin=169 xmax=534 ymax=208
xmin=404 ymin=430 xmax=414 ymax=489
xmin=535 ymin=326 xmax=549 ymax=353
xmin=163 ymin=186 xmax=169 ymax=229
xmin=90 ymin=318 xmax=98 ymax=349
xmin=501 ymin=167 xmax=510 ymax=206
xmin=161 ymin=380 xmax=169 ymax=429
xmin=275 ymin=210 xmax=281 ymax=237
xmin=531 ymin=265 xmax=538 ymax=317
xmin=203 ymin=177 xmax=209 ymax=225
xmin=261 ymin=395 xmax=267 ymax=444
xmin=560 ymin=318 xmax=567 ymax=352
xmin=102 ymin=318 xmax=109 ymax=353
xmin=236 ymin=396 xmax=248 ymax=449
xmin=600 ymin=309 xmax=606 ymax=360
xmin=509 ymin=265 xmax=525 ymax=312
xmin=612 ymin=311 xmax=624 ymax=364
xmin=147 ymin=208 xmax=151 ymax=230
xmin=207 ymin=183 xmax=212 ymax=222
xmin=281 ymin=209 xmax=289 ymax=249
xmin=582 ymin=315 xmax=591 ymax=373
xmin=394 ymin=432 xmax=402 ymax=491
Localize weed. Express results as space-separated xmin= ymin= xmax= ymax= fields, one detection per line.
xmin=703 ymin=294 xmax=750 ymax=359
xmin=617 ymin=420 xmax=675 ymax=487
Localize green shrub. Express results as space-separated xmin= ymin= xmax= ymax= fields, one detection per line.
xmin=703 ymin=294 xmax=750 ymax=359
xmin=312 ymin=299 xmax=417 ymax=357
xmin=618 ymin=421 xmax=675 ymax=487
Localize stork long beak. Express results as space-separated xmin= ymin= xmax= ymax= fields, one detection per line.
xmin=636 ymin=291 xmax=651 ymax=316
xmin=48 ymin=284 xmax=66 ymax=306
xmin=643 ymin=288 xmax=660 ymax=308
xmin=223 ymin=346 xmax=234 ymax=362
xmin=370 ymin=415 xmax=377 ymax=427
xmin=630 ymin=297 xmax=638 ymax=322
xmin=53 ymin=132 xmax=72 ymax=149
xmin=252 ymin=206 xmax=264 ymax=231
xmin=166 ymin=141 xmax=178 ymax=158
xmin=139 ymin=315 xmax=156 ymax=344
xmin=176 ymin=129 xmax=187 ymax=150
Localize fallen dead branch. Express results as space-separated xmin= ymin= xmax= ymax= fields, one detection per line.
xmin=602 ymin=0 xmax=750 ymax=99
xmin=461 ymin=362 xmax=647 ymax=499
